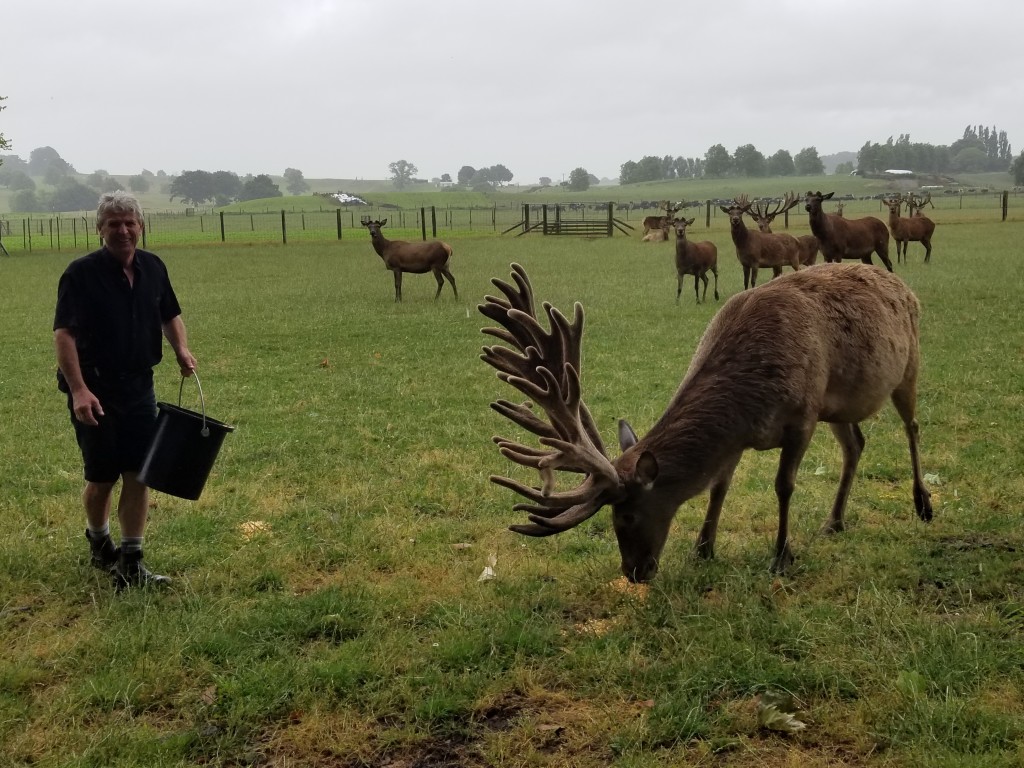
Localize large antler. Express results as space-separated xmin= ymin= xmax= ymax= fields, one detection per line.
xmin=749 ymin=191 xmax=799 ymax=223
xmin=479 ymin=263 xmax=622 ymax=537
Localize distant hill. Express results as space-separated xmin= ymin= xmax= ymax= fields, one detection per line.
xmin=821 ymin=151 xmax=858 ymax=175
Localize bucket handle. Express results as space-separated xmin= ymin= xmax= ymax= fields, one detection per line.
xmin=178 ymin=373 xmax=210 ymax=437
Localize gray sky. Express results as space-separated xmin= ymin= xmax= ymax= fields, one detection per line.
xmin=3 ymin=0 xmax=1020 ymax=184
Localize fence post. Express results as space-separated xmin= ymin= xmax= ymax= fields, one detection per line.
xmin=431 ymin=206 xmax=437 ymax=237
xmin=705 ymin=200 xmax=711 ymax=228
xmin=336 ymin=208 xmax=342 ymax=239
xmin=281 ymin=210 xmax=287 ymax=244
xmin=220 ymin=211 xmax=226 ymax=242
xmin=1002 ymin=190 xmax=1009 ymax=221
xmin=421 ymin=207 xmax=427 ymax=241
xmin=606 ymin=201 xmax=613 ymax=237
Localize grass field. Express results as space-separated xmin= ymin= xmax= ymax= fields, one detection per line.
xmin=1 ymin=217 xmax=1023 ymax=766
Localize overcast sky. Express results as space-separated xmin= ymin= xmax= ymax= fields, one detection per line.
xmin=2 ymin=0 xmax=1020 ymax=184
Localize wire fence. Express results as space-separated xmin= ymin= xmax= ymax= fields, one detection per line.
xmin=1 ymin=191 xmax=1020 ymax=254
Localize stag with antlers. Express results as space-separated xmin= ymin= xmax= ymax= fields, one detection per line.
xmin=361 ymin=217 xmax=457 ymax=302
xmin=641 ymin=201 xmax=681 ymax=238
xmin=479 ymin=263 xmax=932 ymax=582
xmin=883 ymin=196 xmax=936 ymax=264
xmin=745 ymin=191 xmax=820 ymax=273
xmin=721 ymin=194 xmax=803 ymax=289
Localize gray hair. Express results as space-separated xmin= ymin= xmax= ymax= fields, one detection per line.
xmin=96 ymin=190 xmax=144 ymax=228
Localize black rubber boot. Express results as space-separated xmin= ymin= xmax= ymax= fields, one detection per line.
xmin=86 ymin=529 xmax=120 ymax=573
xmin=113 ymin=550 xmax=171 ymax=590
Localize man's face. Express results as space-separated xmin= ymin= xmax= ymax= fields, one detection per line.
xmin=98 ymin=211 xmax=143 ymax=260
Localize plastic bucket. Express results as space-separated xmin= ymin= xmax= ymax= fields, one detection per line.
xmin=138 ymin=374 xmax=235 ymax=500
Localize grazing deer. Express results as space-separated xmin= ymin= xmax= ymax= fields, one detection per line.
xmin=745 ymin=192 xmax=820 ymax=275
xmin=883 ymin=196 xmax=936 ymax=264
xmin=672 ymin=218 xmax=719 ymax=304
xmin=804 ymin=191 xmax=893 ymax=271
xmin=479 ymin=263 xmax=933 ymax=582
xmin=642 ymin=201 xmax=681 ymax=237
xmin=361 ymin=217 xmax=457 ymax=301
xmin=721 ymin=195 xmax=802 ymax=289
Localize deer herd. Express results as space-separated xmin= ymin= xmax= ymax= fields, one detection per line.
xmin=355 ymin=191 xmax=941 ymax=584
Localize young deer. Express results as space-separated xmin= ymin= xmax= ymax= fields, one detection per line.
xmin=883 ymin=196 xmax=936 ymax=264
xmin=804 ymin=191 xmax=893 ymax=271
xmin=672 ymin=217 xmax=719 ymax=304
xmin=480 ymin=263 xmax=932 ymax=582
xmin=721 ymin=195 xmax=803 ymax=289
xmin=361 ymin=217 xmax=457 ymax=302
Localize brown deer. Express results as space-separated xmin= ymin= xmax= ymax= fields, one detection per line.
xmin=479 ymin=262 xmax=933 ymax=582
xmin=883 ymin=196 xmax=936 ymax=264
xmin=361 ymin=217 xmax=457 ymax=301
xmin=804 ymin=191 xmax=893 ymax=271
xmin=672 ymin=217 xmax=719 ymax=304
xmin=721 ymin=195 xmax=802 ymax=289
xmin=642 ymin=201 xmax=681 ymax=237
xmin=745 ymin=192 xmax=820 ymax=275
xmin=907 ymin=192 xmax=933 ymax=217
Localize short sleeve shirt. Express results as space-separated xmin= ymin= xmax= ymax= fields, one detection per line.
xmin=54 ymin=247 xmax=182 ymax=378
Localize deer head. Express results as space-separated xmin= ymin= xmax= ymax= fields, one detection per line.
xmin=746 ymin=192 xmax=799 ymax=232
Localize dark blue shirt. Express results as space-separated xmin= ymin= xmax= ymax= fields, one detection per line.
xmin=54 ymin=247 xmax=182 ymax=384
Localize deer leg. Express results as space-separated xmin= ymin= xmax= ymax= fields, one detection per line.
xmin=393 ymin=270 xmax=403 ymax=302
xmin=824 ymin=422 xmax=865 ymax=534
xmin=694 ymin=451 xmax=743 ymax=560
xmin=922 ymin=238 xmax=932 ymax=264
xmin=676 ymin=275 xmax=683 ymax=304
xmin=772 ymin=266 xmax=783 ymax=280
xmin=743 ymin=265 xmax=752 ymax=290
xmin=771 ymin=427 xmax=814 ymax=573
xmin=750 ymin=266 xmax=759 ymax=289
xmin=890 ymin=384 xmax=934 ymax=522
xmin=442 ymin=268 xmax=458 ymax=298
xmin=712 ymin=267 xmax=719 ymax=301
xmin=696 ymin=273 xmax=707 ymax=304
xmin=431 ymin=268 xmax=444 ymax=300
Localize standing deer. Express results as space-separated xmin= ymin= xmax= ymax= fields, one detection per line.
xmin=361 ymin=217 xmax=457 ymax=302
xmin=745 ymin=192 xmax=820 ymax=275
xmin=804 ymin=191 xmax=893 ymax=271
xmin=883 ymin=196 xmax=936 ymax=264
xmin=672 ymin=217 xmax=719 ymax=304
xmin=642 ymin=201 xmax=681 ymax=237
xmin=721 ymin=195 xmax=803 ymax=289
xmin=479 ymin=263 xmax=932 ymax=582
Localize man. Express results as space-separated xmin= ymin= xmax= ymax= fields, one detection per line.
xmin=54 ymin=190 xmax=196 ymax=589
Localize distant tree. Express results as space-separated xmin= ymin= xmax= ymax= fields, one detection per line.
xmin=100 ymin=176 xmax=121 ymax=192
xmin=951 ymin=146 xmax=988 ymax=172
xmin=734 ymin=144 xmax=767 ymax=177
xmin=703 ymin=144 xmax=732 ymax=177
xmin=10 ymin=189 xmax=40 ymax=212
xmin=487 ymin=164 xmax=513 ymax=186
xmin=86 ymin=170 xmax=109 ymax=187
xmin=539 ymin=176 xmax=552 ymax=187
xmin=0 ymin=96 xmax=10 ymax=159
xmin=440 ymin=173 xmax=452 ymax=183
xmin=128 ymin=174 xmax=150 ymax=193
xmin=239 ymin=174 xmax=282 ymax=201
xmin=794 ymin=146 xmax=825 ymax=175
xmin=283 ymin=167 xmax=309 ymax=195
xmin=0 ymin=154 xmax=29 ymax=174
xmin=211 ymin=170 xmax=242 ymax=206
xmin=3 ymin=170 xmax=35 ymax=191
xmin=567 ymin=167 xmax=591 ymax=192
xmin=1012 ymin=152 xmax=1024 ymax=185
xmin=587 ymin=173 xmax=600 ymax=186
xmin=834 ymin=161 xmax=855 ymax=176
xmin=388 ymin=159 xmax=417 ymax=190
xmin=457 ymin=165 xmax=476 ymax=185
xmin=767 ymin=149 xmax=795 ymax=176
xmin=170 ymin=170 xmax=216 ymax=206
xmin=49 ymin=178 xmax=100 ymax=212
xmin=29 ymin=146 xmax=74 ymax=178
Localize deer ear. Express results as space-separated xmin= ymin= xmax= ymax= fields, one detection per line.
xmin=823 ymin=192 xmax=834 ymax=201
xmin=719 ymin=206 xmax=730 ymax=215
xmin=618 ymin=419 xmax=638 ymax=451
xmin=381 ymin=218 xmax=388 ymax=226
xmin=635 ymin=451 xmax=658 ymax=488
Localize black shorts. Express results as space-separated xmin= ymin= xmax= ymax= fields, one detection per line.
xmin=68 ymin=384 xmax=158 ymax=483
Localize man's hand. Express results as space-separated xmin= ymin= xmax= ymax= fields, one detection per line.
xmin=71 ymin=388 xmax=104 ymax=426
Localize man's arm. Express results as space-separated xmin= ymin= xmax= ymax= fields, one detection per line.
xmin=54 ymin=328 xmax=104 ymax=425
xmin=162 ymin=315 xmax=197 ymax=376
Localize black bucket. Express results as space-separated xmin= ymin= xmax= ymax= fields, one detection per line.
xmin=138 ymin=374 xmax=235 ymax=500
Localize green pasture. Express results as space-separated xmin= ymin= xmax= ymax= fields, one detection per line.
xmin=1 ymin=219 xmax=1023 ymax=766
